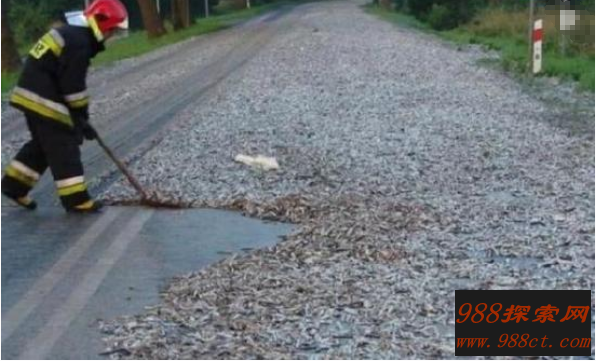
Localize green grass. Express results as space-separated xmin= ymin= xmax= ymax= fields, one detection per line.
xmin=94 ymin=1 xmax=289 ymax=66
xmin=366 ymin=5 xmax=595 ymax=92
xmin=1 ymin=1 xmax=289 ymax=95
xmin=543 ymin=53 xmax=595 ymax=91
xmin=1 ymin=72 xmax=19 ymax=95
xmin=442 ymin=29 xmax=596 ymax=91
xmin=443 ymin=29 xmax=530 ymax=72
xmin=91 ymin=20 xmax=225 ymax=66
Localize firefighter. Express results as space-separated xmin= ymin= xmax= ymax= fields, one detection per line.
xmin=2 ymin=0 xmax=128 ymax=213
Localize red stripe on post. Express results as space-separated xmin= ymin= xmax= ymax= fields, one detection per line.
xmin=533 ymin=28 xmax=543 ymax=42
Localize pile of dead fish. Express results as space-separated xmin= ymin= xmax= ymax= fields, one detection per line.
xmin=100 ymin=193 xmax=454 ymax=359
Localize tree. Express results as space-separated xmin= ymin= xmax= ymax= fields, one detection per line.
xmin=171 ymin=0 xmax=191 ymax=30
xmin=380 ymin=0 xmax=391 ymax=10
xmin=2 ymin=0 xmax=22 ymax=72
xmin=136 ymin=0 xmax=166 ymax=38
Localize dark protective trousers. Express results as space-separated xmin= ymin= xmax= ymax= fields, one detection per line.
xmin=2 ymin=113 xmax=92 ymax=209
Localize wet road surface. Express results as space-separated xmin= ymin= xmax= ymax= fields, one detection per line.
xmin=2 ymin=205 xmax=291 ymax=359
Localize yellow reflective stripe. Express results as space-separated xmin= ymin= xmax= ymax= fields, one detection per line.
xmin=57 ymin=182 xmax=87 ymax=196
xmin=64 ymin=90 xmax=89 ymax=102
xmin=17 ymin=196 xmax=35 ymax=207
xmin=10 ymin=93 xmax=73 ymax=127
xmin=49 ymin=29 xmax=65 ymax=47
xmin=56 ymin=176 xmax=85 ymax=188
xmin=67 ymin=98 xmax=89 ymax=108
xmin=11 ymin=160 xmax=40 ymax=181
xmin=41 ymin=33 xmax=63 ymax=57
xmin=5 ymin=165 xmax=36 ymax=187
xmin=87 ymin=16 xmax=104 ymax=42
xmin=13 ymin=87 xmax=70 ymax=114
xmin=74 ymin=200 xmax=95 ymax=209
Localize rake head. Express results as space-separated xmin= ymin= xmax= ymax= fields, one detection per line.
xmin=139 ymin=191 xmax=192 ymax=209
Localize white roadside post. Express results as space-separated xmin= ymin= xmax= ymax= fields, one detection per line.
xmin=532 ymin=19 xmax=543 ymax=74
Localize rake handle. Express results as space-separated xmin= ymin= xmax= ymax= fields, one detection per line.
xmin=95 ymin=135 xmax=149 ymax=200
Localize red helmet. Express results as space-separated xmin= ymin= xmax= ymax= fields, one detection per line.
xmin=84 ymin=0 xmax=128 ymax=36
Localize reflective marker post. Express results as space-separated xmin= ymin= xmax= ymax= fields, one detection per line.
xmin=532 ymin=19 xmax=543 ymax=74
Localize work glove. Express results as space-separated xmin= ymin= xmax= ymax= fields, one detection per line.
xmin=82 ymin=122 xmax=98 ymax=140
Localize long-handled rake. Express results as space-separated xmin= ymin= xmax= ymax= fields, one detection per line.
xmin=95 ymin=134 xmax=189 ymax=209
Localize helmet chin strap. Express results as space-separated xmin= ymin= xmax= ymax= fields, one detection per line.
xmin=87 ymin=16 xmax=105 ymax=42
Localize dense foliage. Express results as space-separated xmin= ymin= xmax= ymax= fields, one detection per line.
xmin=392 ymin=0 xmax=595 ymax=30
xmin=5 ymin=0 xmax=221 ymax=45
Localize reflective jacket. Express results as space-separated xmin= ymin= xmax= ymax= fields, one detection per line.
xmin=9 ymin=24 xmax=105 ymax=129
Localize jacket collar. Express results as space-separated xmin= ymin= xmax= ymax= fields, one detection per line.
xmin=88 ymin=29 xmax=106 ymax=57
